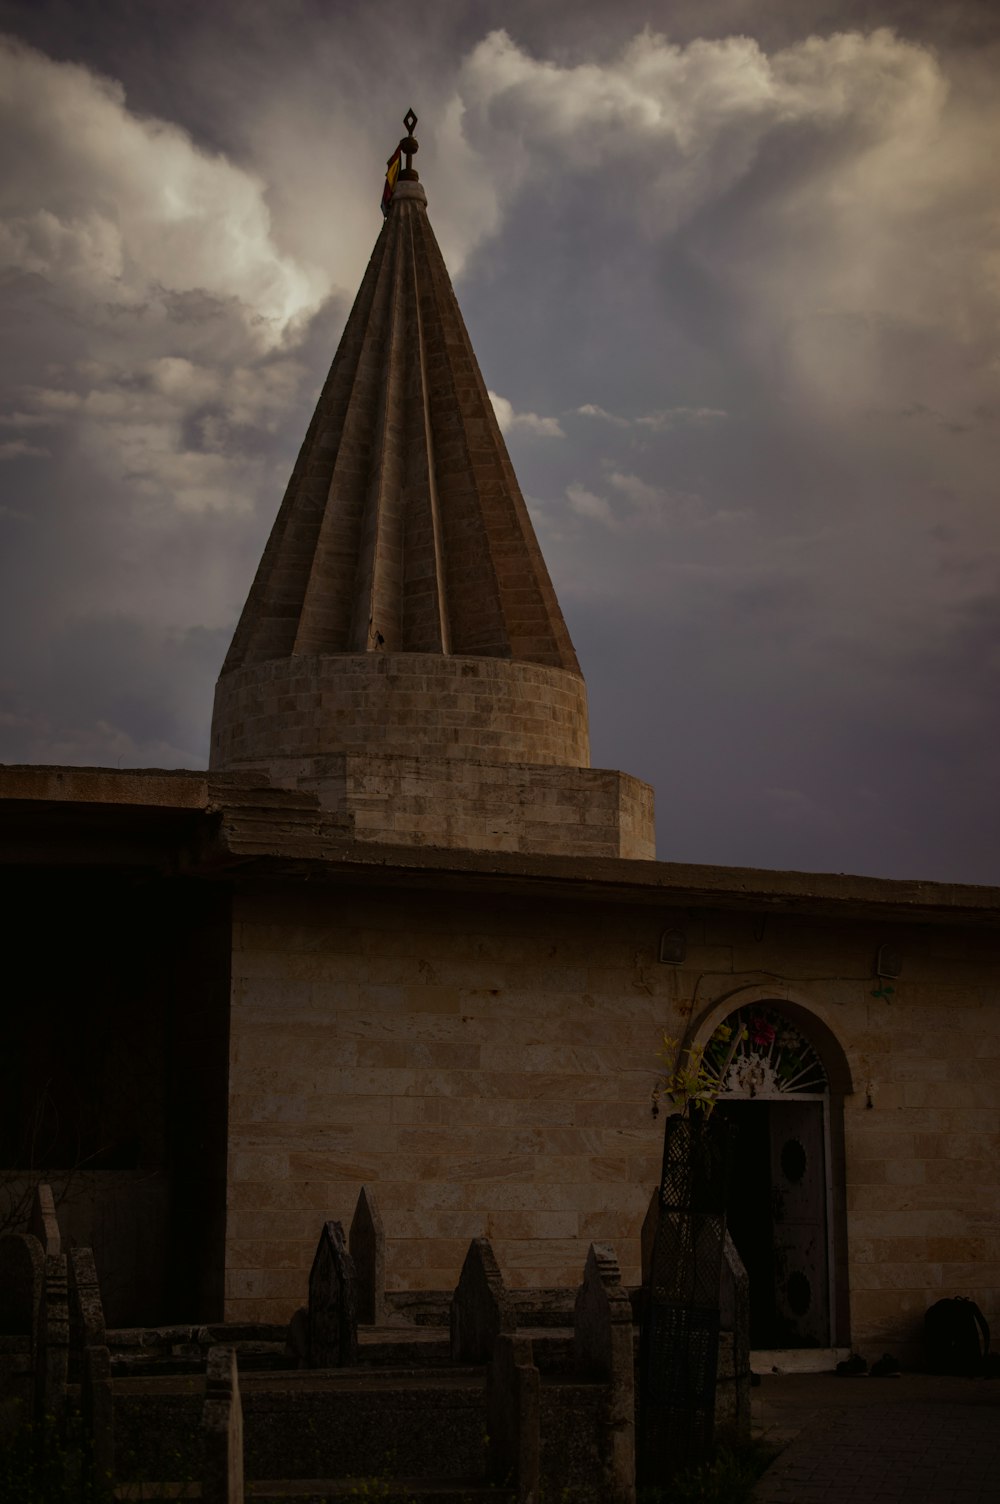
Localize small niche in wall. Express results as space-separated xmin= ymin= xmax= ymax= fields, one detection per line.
xmin=658 ymin=928 xmax=686 ymax=964
xmin=876 ymin=944 xmax=903 ymax=979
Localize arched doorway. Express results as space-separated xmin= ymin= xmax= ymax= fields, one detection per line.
xmin=700 ymin=1003 xmax=842 ymax=1350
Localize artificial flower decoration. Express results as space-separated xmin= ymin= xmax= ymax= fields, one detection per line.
xmin=748 ymin=1014 xmax=777 ymax=1048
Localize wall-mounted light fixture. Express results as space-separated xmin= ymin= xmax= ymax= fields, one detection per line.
xmin=658 ymin=928 xmax=686 ymax=965
xmin=875 ymin=944 xmax=903 ymax=979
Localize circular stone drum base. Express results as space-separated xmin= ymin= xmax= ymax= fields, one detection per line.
xmin=210 ymin=652 xmax=591 ymax=771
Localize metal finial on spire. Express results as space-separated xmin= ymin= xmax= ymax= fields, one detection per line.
xmin=399 ymin=108 xmax=419 ymax=181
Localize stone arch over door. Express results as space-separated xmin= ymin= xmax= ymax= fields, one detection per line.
xmin=687 ymin=988 xmax=853 ymax=1350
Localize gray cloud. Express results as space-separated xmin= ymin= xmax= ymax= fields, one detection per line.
xmin=489 ymin=390 xmax=565 ymax=439
xmin=1 ymin=2 xmax=999 ymax=884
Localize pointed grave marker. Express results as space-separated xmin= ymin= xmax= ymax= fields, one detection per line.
xmin=349 ymin=1184 xmax=385 ymax=1325
xmin=308 ymin=1220 xmax=358 ymax=1367
xmin=450 ymin=1236 xmax=514 ymax=1364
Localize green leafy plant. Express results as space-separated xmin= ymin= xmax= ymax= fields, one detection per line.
xmin=652 ymin=1023 xmax=745 ymax=1119
xmin=638 ymin=1436 xmax=780 ymax=1504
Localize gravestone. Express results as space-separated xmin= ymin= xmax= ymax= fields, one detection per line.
xmin=450 ymin=1236 xmax=515 ymax=1364
xmin=349 ymin=1184 xmax=385 ymax=1325
xmin=29 ymin=1183 xmax=61 ymax=1257
xmin=36 ymin=1251 xmax=70 ymax=1429
xmin=68 ymin=1247 xmax=113 ymax=1483
xmin=68 ymin=1246 xmax=106 ymax=1349
xmin=307 ymin=1220 xmax=358 ymax=1367
xmin=487 ymin=1334 xmax=539 ymax=1503
xmin=574 ymin=1243 xmax=635 ymax=1504
xmin=203 ymin=1345 xmax=244 ymax=1504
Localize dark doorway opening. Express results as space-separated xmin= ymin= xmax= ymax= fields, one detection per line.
xmin=719 ymin=1098 xmax=830 ymax=1349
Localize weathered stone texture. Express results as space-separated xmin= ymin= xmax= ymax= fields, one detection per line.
xmin=219 ymin=181 xmax=578 ymax=678
xmin=212 ymin=652 xmax=590 ymax=773
xmin=307 ymin=1220 xmax=358 ymax=1367
xmin=297 ymin=752 xmax=653 ymax=859
xmin=202 ymin=1345 xmax=243 ymax=1504
xmin=29 ymin=1183 xmax=61 ymax=1257
xmin=68 ymin=1245 xmax=106 ymax=1348
xmin=37 ymin=1250 xmax=69 ymax=1426
xmin=450 ymin=1236 xmax=515 ymax=1363
xmin=573 ymin=1243 xmax=635 ymax=1504
xmin=68 ymin=1247 xmax=114 ymax=1485
xmin=487 ymin=1333 xmax=540 ymax=1501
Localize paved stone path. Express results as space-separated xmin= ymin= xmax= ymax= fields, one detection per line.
xmin=753 ymin=1376 xmax=1000 ymax=1503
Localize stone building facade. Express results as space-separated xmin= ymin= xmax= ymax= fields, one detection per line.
xmin=1 ymin=139 xmax=997 ymax=1365
xmin=223 ymin=849 xmax=1000 ymax=1360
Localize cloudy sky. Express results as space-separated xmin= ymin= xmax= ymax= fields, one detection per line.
xmin=1 ymin=0 xmax=998 ymax=883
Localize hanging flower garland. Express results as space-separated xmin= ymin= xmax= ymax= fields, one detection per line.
xmin=653 ymin=1006 xmax=827 ymax=1116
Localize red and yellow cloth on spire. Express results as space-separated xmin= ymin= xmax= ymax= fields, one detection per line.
xmin=381 ymin=145 xmax=401 ymax=217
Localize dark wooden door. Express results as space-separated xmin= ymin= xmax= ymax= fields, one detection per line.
xmin=769 ymin=1099 xmax=829 ymax=1346
xmin=720 ymin=1098 xmax=830 ymax=1347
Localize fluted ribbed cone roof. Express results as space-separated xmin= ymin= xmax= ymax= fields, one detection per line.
xmin=222 ymin=179 xmax=580 ymax=676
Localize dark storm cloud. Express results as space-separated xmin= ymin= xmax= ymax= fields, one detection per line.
xmin=0 ymin=2 xmax=999 ymax=881
xmin=1 ymin=616 xmax=230 ymax=768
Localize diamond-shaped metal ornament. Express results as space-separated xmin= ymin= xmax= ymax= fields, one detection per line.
xmin=404 ymin=108 xmax=418 ymax=133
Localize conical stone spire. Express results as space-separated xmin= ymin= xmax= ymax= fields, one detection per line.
xmin=210 ymin=119 xmax=654 ymax=861
xmin=221 ymin=182 xmax=578 ymax=673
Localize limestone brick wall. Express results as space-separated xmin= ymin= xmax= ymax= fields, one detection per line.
xmin=293 ymin=754 xmax=655 ymax=860
xmin=211 ymin=653 xmax=590 ymax=772
xmin=834 ymin=946 xmax=1000 ymax=1357
xmin=617 ymin=776 xmax=657 ymax=862
xmin=225 ymin=885 xmax=1000 ymax=1359
xmin=226 ymin=887 xmax=666 ymax=1321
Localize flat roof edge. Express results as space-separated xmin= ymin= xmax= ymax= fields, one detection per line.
xmin=4 ymin=765 xmax=998 ymax=920
xmin=0 ymin=764 xmax=210 ymax=810
xmin=213 ymin=825 xmax=1000 ymax=919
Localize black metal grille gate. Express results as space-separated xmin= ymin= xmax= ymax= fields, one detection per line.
xmin=638 ymin=1111 xmax=731 ymax=1483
